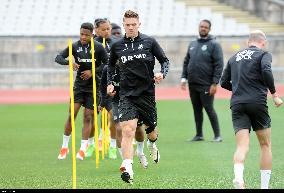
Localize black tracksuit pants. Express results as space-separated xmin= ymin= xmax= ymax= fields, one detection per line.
xmin=188 ymin=86 xmax=220 ymax=138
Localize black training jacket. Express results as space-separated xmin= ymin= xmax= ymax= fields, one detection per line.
xmin=55 ymin=40 xmax=108 ymax=92
xmin=95 ymin=36 xmax=117 ymax=54
xmin=181 ymin=35 xmax=224 ymax=88
xmin=99 ymin=65 xmax=120 ymax=107
xmin=220 ymin=46 xmax=276 ymax=107
xmin=95 ymin=36 xmax=120 ymax=105
xmin=107 ymin=32 xmax=170 ymax=97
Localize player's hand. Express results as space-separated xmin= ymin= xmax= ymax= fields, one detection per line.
xmin=80 ymin=70 xmax=92 ymax=80
xmin=180 ymin=78 xmax=187 ymax=90
xmin=97 ymin=105 xmax=102 ymax=112
xmin=272 ymin=93 xmax=283 ymax=107
xmin=73 ymin=63 xmax=80 ymax=71
xmin=181 ymin=82 xmax=187 ymax=90
xmin=154 ymin=72 xmax=164 ymax=84
xmin=209 ymin=83 xmax=217 ymax=96
xmin=107 ymin=84 xmax=116 ymax=96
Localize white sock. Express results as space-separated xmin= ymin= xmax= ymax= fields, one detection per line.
xmin=147 ymin=139 xmax=156 ymax=149
xmin=260 ymin=170 xmax=271 ymax=189
xmin=118 ymin=148 xmax=123 ymax=159
xmin=80 ymin=140 xmax=88 ymax=152
xmin=136 ymin=141 xmax=144 ymax=155
xmin=88 ymin=137 xmax=94 ymax=146
xmin=62 ymin=134 xmax=70 ymax=148
xmin=234 ymin=163 xmax=244 ymax=183
xmin=122 ymin=159 xmax=133 ymax=165
xmin=122 ymin=159 xmax=133 ymax=174
xmin=110 ymin=138 xmax=116 ymax=148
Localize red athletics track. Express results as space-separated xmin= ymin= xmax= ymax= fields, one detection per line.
xmin=0 ymin=85 xmax=284 ymax=104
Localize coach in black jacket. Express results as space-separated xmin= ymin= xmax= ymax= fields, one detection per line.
xmin=181 ymin=19 xmax=223 ymax=142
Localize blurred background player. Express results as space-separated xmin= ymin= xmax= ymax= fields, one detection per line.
xmin=55 ymin=22 xmax=108 ymax=161
xmin=85 ymin=18 xmax=118 ymax=159
xmin=111 ymin=23 xmax=123 ymax=39
xmin=220 ymin=30 xmax=283 ymax=189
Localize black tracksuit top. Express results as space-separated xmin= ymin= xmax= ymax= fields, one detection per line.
xmin=107 ymin=32 xmax=170 ymax=97
xmin=55 ymin=40 xmax=108 ymax=92
xmin=181 ymin=35 xmax=224 ymax=87
xmin=95 ymin=36 xmax=120 ymax=104
xmin=220 ymin=46 xmax=276 ymax=107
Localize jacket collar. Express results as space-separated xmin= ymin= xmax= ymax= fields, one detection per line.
xmin=124 ymin=32 xmax=141 ymax=41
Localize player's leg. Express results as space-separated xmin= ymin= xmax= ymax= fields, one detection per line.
xmin=108 ymin=109 xmax=118 ymax=159
xmin=112 ymin=101 xmax=122 ymax=159
xmin=136 ymin=95 xmax=160 ymax=163
xmin=119 ymin=96 xmax=138 ymax=183
xmin=231 ymin=104 xmax=250 ymax=189
xmin=256 ymin=128 xmax=272 ymax=189
xmin=135 ymin=124 xmax=148 ymax=169
xmin=58 ymin=102 xmax=81 ymax=160
xmin=85 ymin=110 xmax=99 ymax=158
xmin=85 ymin=92 xmax=101 ymax=157
xmin=200 ymin=92 xmax=221 ymax=142
xmin=233 ymin=129 xmax=249 ymax=189
xmin=120 ymin=119 xmax=137 ymax=183
xmin=251 ymin=104 xmax=272 ymax=189
xmin=188 ymin=87 xmax=204 ymax=141
xmin=76 ymin=107 xmax=93 ymax=160
xmin=116 ymin=122 xmax=122 ymax=159
xmin=76 ymin=92 xmax=94 ymax=160
xmin=146 ymin=127 xmax=160 ymax=163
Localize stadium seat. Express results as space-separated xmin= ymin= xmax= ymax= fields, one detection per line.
xmin=0 ymin=0 xmax=250 ymax=36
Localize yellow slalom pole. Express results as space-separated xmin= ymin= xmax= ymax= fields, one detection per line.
xmin=68 ymin=39 xmax=76 ymax=189
xmin=91 ymin=37 xmax=99 ymax=168
xmin=101 ymin=107 xmax=105 ymax=160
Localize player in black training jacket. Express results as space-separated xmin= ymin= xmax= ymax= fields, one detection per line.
xmin=107 ymin=10 xmax=169 ymax=184
xmin=85 ymin=18 xmax=119 ymax=159
xmin=100 ymin=64 xmax=150 ymax=168
xmin=220 ymin=30 xmax=283 ymax=189
xmin=55 ymin=22 xmax=108 ymax=161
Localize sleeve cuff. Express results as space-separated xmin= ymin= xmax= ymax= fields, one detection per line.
xmin=181 ymin=78 xmax=187 ymax=83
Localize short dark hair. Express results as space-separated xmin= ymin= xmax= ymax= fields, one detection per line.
xmin=94 ymin=18 xmax=110 ymax=28
xmin=81 ymin=22 xmax=94 ymax=32
xmin=111 ymin=23 xmax=121 ymax=30
xmin=123 ymin=10 xmax=139 ymax=20
xmin=200 ymin=19 xmax=211 ymax=29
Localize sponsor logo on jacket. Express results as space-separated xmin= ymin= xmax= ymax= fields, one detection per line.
xmin=120 ymin=54 xmax=147 ymax=63
xmin=236 ymin=50 xmax=255 ymax=62
xmin=77 ymin=57 xmax=96 ymax=63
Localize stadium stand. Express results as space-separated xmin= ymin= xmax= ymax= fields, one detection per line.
xmin=0 ymin=0 xmax=251 ymax=36
xmin=0 ymin=0 xmax=284 ymax=88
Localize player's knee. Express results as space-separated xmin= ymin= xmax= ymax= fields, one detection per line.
xmin=145 ymin=126 xmax=155 ymax=135
xmin=146 ymin=127 xmax=158 ymax=142
xmin=259 ymin=139 xmax=271 ymax=149
xmin=122 ymin=125 xmax=135 ymax=138
xmin=83 ymin=113 xmax=93 ymax=123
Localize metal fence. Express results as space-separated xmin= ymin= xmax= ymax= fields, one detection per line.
xmin=1 ymin=36 xmax=284 ymax=88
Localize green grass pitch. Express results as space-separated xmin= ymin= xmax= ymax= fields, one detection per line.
xmin=0 ymin=99 xmax=283 ymax=189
